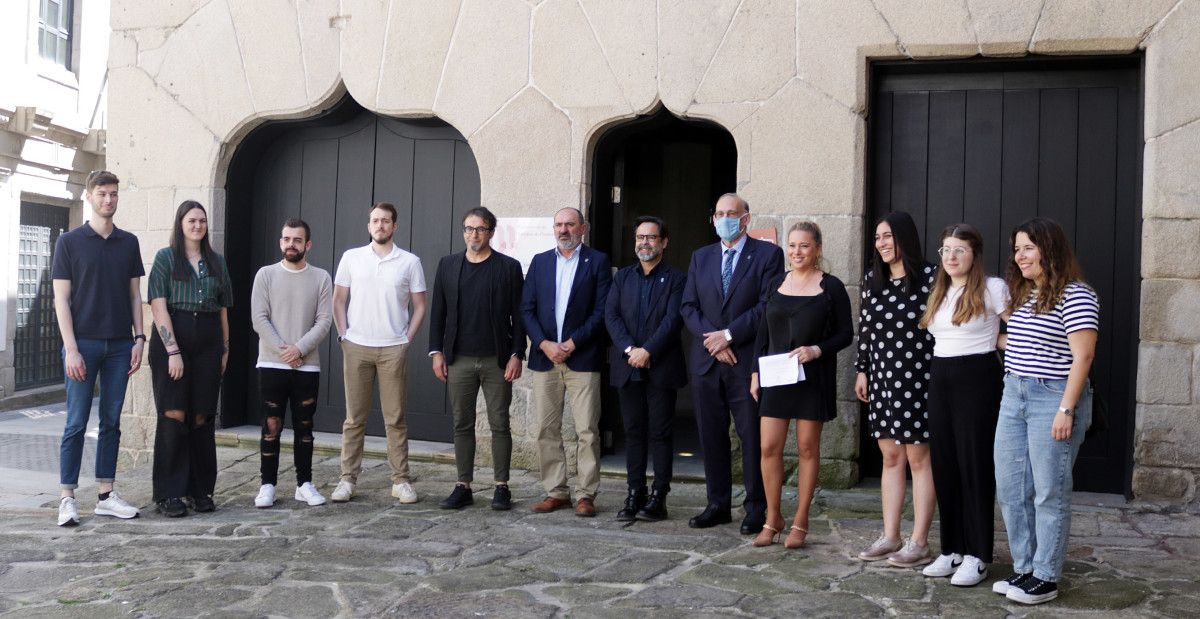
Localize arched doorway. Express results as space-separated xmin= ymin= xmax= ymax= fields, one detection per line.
xmin=589 ymin=107 xmax=737 ymax=466
xmin=223 ymin=96 xmax=481 ymax=442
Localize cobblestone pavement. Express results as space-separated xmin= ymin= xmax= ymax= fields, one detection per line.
xmin=1 ymin=446 xmax=1197 ymax=618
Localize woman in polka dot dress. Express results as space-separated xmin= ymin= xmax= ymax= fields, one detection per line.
xmin=853 ymin=211 xmax=937 ymax=568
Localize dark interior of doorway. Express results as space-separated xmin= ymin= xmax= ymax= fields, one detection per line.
xmin=589 ymin=107 xmax=737 ymax=477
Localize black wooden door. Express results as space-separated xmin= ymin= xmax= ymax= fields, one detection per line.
xmin=866 ymin=57 xmax=1141 ymax=495
xmin=236 ymin=109 xmax=479 ymax=441
xmin=15 ymin=202 xmax=69 ymax=390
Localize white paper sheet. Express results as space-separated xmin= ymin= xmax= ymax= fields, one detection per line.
xmin=758 ymin=352 xmax=806 ymax=388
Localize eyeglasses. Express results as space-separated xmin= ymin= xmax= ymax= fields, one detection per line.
xmin=463 ymin=226 xmax=493 ymax=235
xmin=635 ymin=234 xmax=661 ymax=242
xmin=937 ymin=247 xmax=971 ymax=257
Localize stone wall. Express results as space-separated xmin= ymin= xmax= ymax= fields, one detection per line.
xmin=108 ymin=0 xmax=1200 ymax=499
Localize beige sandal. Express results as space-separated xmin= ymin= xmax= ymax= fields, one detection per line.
xmin=753 ymin=523 xmax=781 ymax=547
xmin=785 ymin=525 xmax=808 ymax=549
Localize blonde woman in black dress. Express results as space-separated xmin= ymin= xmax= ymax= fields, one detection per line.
xmin=750 ymin=222 xmax=852 ymax=548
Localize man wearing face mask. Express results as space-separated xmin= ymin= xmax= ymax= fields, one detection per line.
xmin=604 ymin=216 xmax=688 ymax=522
xmin=681 ymin=193 xmax=785 ymax=533
xmin=521 ymin=207 xmax=612 ymax=517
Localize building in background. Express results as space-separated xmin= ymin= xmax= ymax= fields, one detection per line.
xmin=0 ymin=0 xmax=111 ymax=402
xmin=12 ymin=0 xmax=1195 ymax=505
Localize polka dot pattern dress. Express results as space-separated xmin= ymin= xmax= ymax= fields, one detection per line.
xmin=855 ymin=265 xmax=936 ymax=444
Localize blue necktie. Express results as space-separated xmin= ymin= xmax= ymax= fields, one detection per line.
xmin=722 ymin=248 xmax=735 ymax=296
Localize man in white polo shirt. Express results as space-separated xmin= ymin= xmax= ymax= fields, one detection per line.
xmin=331 ymin=202 xmax=427 ymax=503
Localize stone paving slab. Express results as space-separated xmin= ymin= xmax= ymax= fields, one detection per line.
xmin=0 ymin=446 xmax=1197 ymax=617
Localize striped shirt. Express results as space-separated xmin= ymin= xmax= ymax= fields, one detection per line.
xmin=148 ymin=247 xmax=234 ymax=312
xmin=1004 ymin=282 xmax=1099 ymax=379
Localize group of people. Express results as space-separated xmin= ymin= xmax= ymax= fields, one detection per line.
xmin=850 ymin=212 xmax=1098 ymax=605
xmin=53 ymin=171 xmax=1096 ymax=606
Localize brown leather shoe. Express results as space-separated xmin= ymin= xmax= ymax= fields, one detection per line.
xmin=575 ymin=497 xmax=596 ymax=517
xmin=530 ymin=496 xmax=571 ymax=513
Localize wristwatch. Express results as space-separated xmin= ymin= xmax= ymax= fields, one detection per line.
xmin=723 ymin=329 xmax=733 ymax=342
xmin=1057 ymin=406 xmax=1074 ymax=417
xmin=134 ymin=334 xmax=147 ymax=343
xmin=624 ymin=346 xmax=633 ymax=355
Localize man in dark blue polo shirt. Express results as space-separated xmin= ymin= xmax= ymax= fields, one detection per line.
xmin=51 ymin=170 xmax=146 ymax=526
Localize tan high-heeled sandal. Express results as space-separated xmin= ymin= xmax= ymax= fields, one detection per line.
xmin=753 ymin=523 xmax=782 ymax=547
xmin=784 ymin=525 xmax=808 ymax=549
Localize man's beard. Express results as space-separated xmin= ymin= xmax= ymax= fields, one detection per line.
xmin=372 ymin=230 xmax=394 ymax=245
xmin=284 ymin=249 xmax=306 ymax=263
xmin=636 ymin=246 xmax=660 ymax=262
xmin=557 ymin=236 xmax=581 ymax=251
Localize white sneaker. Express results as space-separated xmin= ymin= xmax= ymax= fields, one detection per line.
xmin=331 ymin=480 xmax=354 ymax=503
xmin=254 ymin=484 xmax=276 ymax=508
xmin=922 ymin=553 xmax=964 ymax=577
xmin=950 ymin=555 xmax=988 ymax=587
xmin=57 ymin=497 xmax=80 ymax=526
xmin=294 ymin=482 xmax=327 ymax=506
xmin=392 ymin=482 xmax=418 ymax=504
xmin=94 ymin=491 xmax=140 ymax=519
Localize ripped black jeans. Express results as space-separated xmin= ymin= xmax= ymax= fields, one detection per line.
xmin=258 ymin=368 xmax=320 ymax=486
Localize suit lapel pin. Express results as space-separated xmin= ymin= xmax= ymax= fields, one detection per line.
xmin=660 ymin=277 xmax=665 ymax=283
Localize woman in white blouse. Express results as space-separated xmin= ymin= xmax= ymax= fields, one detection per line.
xmin=917 ymin=223 xmax=1007 ymax=587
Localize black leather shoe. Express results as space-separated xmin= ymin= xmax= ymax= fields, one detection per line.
xmin=637 ymin=489 xmax=668 ymax=522
xmin=191 ymin=495 xmax=216 ymax=513
xmin=740 ymin=513 xmax=766 ymax=535
xmin=438 ymin=484 xmax=474 ymax=510
xmin=490 ymin=485 xmax=512 ymax=511
xmin=616 ymin=487 xmax=647 ymax=522
xmin=157 ymin=497 xmax=187 ymax=518
xmin=688 ymin=505 xmax=732 ymax=529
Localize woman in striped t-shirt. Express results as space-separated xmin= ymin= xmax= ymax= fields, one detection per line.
xmin=993 ymin=217 xmax=1098 ymax=606
xmin=148 ymin=200 xmax=233 ymax=518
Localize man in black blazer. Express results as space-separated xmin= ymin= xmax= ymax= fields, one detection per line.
xmin=429 ymin=207 xmax=526 ymax=511
xmin=681 ymin=193 xmax=785 ymax=533
xmin=604 ymin=216 xmax=688 ymax=522
xmin=520 ymin=207 xmax=612 ymax=517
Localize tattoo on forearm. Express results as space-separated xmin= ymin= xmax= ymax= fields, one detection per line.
xmin=158 ymin=325 xmax=177 ymax=348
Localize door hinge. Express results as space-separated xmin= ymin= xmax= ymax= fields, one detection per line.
xmin=610 ymin=186 xmax=621 ymax=204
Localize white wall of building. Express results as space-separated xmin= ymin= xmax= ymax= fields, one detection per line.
xmin=0 ymin=0 xmax=111 ymax=397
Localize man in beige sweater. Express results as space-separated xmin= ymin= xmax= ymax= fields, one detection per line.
xmin=250 ymin=218 xmax=333 ymax=508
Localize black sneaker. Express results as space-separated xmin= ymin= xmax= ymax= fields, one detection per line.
xmin=156 ymin=497 xmax=188 ymax=518
xmin=191 ymin=495 xmax=216 ymax=513
xmin=991 ymin=571 xmax=1032 ymax=595
xmin=438 ymin=485 xmax=473 ymax=510
xmin=490 ymin=485 xmax=512 ymax=511
xmin=1006 ymin=576 xmax=1058 ymax=605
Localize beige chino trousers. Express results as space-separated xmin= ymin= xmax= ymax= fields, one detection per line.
xmin=532 ymin=363 xmax=601 ymax=500
xmin=339 ymin=340 xmax=410 ymax=485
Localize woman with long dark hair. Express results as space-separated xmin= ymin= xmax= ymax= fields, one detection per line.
xmin=992 ymin=217 xmax=1097 ymax=605
xmin=918 ymin=223 xmax=1007 ymax=586
xmin=749 ymin=222 xmax=852 ymax=549
xmin=148 ymin=200 xmax=233 ymax=517
xmin=854 ymin=211 xmax=937 ymax=567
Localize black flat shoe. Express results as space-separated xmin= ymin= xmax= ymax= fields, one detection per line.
xmin=490 ymin=485 xmax=512 ymax=511
xmin=637 ymin=490 xmax=668 ymax=522
xmin=157 ymin=497 xmax=187 ymax=518
xmin=438 ymin=484 xmax=474 ymax=510
xmin=616 ymin=487 xmax=647 ymax=522
xmin=191 ymin=495 xmax=216 ymax=513
xmin=688 ymin=505 xmax=732 ymax=529
xmin=740 ymin=513 xmax=766 ymax=535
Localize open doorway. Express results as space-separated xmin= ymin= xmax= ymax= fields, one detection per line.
xmin=589 ymin=107 xmax=737 ymax=476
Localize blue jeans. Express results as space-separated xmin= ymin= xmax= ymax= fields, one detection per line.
xmin=994 ymin=373 xmax=1092 ymax=582
xmin=60 ymin=337 xmax=133 ymax=489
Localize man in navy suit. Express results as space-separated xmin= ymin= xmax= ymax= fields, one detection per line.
xmin=681 ymin=193 xmax=785 ymax=533
xmin=604 ymin=215 xmax=687 ymax=522
xmin=521 ymin=207 xmax=612 ymax=517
